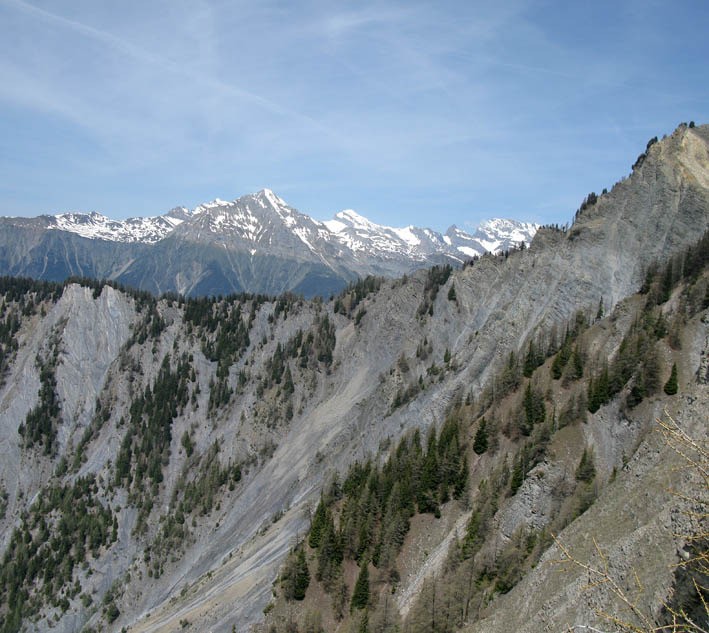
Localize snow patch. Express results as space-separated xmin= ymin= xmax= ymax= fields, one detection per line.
xmin=323 ymin=219 xmax=347 ymax=233
xmin=456 ymin=245 xmax=481 ymax=257
xmin=392 ymin=226 xmax=421 ymax=246
xmin=50 ymin=212 xmax=179 ymax=244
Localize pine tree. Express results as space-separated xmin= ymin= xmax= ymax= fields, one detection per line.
xmin=281 ymin=546 xmax=310 ymax=601
xmin=309 ymin=497 xmax=327 ymax=548
xmin=523 ymin=341 xmax=539 ymax=378
xmin=294 ymin=548 xmax=310 ymax=600
xmin=575 ymin=448 xmax=596 ymax=482
xmin=317 ymin=511 xmax=343 ymax=588
xmin=570 ymin=346 xmax=584 ymax=380
xmin=521 ymin=383 xmax=545 ymax=434
xmin=472 ymin=418 xmax=488 ymax=455
xmin=551 ymin=352 xmax=564 ymax=380
xmin=350 ymin=561 xmax=370 ymax=611
xmin=509 ymin=457 xmax=524 ymax=496
xmin=664 ymin=362 xmax=678 ymax=395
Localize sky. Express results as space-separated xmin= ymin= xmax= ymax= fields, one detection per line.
xmin=0 ymin=0 xmax=707 ymax=232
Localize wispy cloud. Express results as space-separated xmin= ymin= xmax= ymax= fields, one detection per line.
xmin=0 ymin=0 xmax=346 ymax=153
xmin=0 ymin=0 xmax=707 ymax=226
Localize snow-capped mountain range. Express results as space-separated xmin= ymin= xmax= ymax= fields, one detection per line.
xmin=0 ymin=189 xmax=537 ymax=297
xmin=44 ymin=189 xmax=537 ymax=258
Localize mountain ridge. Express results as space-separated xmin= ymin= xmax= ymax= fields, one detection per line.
xmin=0 ymin=190 xmax=537 ymax=297
xmin=18 ymin=188 xmax=536 ymax=258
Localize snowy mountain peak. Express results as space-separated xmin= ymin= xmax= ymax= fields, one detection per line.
xmin=473 ymin=218 xmax=539 ymax=252
xmin=441 ymin=218 xmax=538 ymax=258
xmin=334 ymin=209 xmax=375 ymax=228
xmin=258 ymin=188 xmax=288 ymax=209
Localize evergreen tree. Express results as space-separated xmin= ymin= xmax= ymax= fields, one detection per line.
xmin=472 ymin=418 xmax=488 ymax=455
xmin=588 ymin=363 xmax=609 ymax=413
xmin=350 ymin=561 xmax=370 ymax=611
xmin=570 ymin=346 xmax=584 ymax=380
xmin=521 ymin=383 xmax=545 ymax=434
xmin=664 ymin=362 xmax=678 ymax=395
xmin=294 ymin=548 xmax=310 ymax=600
xmin=509 ymin=457 xmax=524 ymax=496
xmin=282 ymin=546 xmax=310 ymax=601
xmin=309 ymin=497 xmax=327 ymax=549
xmin=575 ymin=448 xmax=596 ymax=482
xmin=523 ymin=341 xmax=541 ymax=378
xmin=317 ymin=511 xmax=343 ymax=588
xmin=550 ymin=352 xmax=564 ymax=380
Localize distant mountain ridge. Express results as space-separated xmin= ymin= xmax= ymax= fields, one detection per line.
xmin=0 ymin=191 xmax=537 ymax=296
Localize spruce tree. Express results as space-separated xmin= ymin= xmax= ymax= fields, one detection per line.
xmin=551 ymin=352 xmax=564 ymax=380
xmin=350 ymin=561 xmax=370 ymax=611
xmin=570 ymin=346 xmax=584 ymax=380
xmin=309 ymin=497 xmax=327 ymax=548
xmin=664 ymin=362 xmax=678 ymax=395
xmin=509 ymin=457 xmax=524 ymax=496
xmin=282 ymin=546 xmax=310 ymax=601
xmin=294 ymin=548 xmax=310 ymax=600
xmin=575 ymin=448 xmax=596 ymax=482
xmin=472 ymin=418 xmax=488 ymax=455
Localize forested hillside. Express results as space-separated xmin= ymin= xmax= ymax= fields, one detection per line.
xmin=260 ymin=230 xmax=709 ymax=632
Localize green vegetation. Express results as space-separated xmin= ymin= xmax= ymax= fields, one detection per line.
xmin=0 ymin=279 xmax=68 ymax=386
xmin=288 ymin=415 xmax=468 ymax=622
xmin=147 ymin=442 xmax=243 ymax=578
xmin=184 ymin=297 xmax=253 ymax=413
xmin=281 ymin=546 xmax=310 ymax=601
xmin=251 ymin=313 xmax=337 ymax=428
xmin=350 ymin=562 xmax=370 ymax=611
xmin=417 ymin=265 xmax=453 ymax=317
xmin=0 ymin=476 xmax=117 ymax=633
xmin=115 ymin=353 xmax=193 ymax=532
xmin=333 ymin=276 xmax=383 ymax=318
xmin=583 ymin=231 xmax=709 ymax=414
xmin=472 ymin=417 xmax=488 ymax=455
xmin=72 ymin=394 xmax=113 ymax=471
xmin=0 ymin=488 xmax=7 ymax=522
xmin=575 ymin=448 xmax=596 ymax=483
xmin=664 ymin=362 xmax=678 ymax=395
xmin=18 ymin=340 xmax=61 ymax=456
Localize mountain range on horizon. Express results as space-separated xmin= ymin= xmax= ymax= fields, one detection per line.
xmin=0 ymin=191 xmax=537 ymax=297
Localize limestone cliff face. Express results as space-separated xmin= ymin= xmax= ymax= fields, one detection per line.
xmin=0 ymin=125 xmax=707 ymax=633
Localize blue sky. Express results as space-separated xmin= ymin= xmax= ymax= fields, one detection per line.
xmin=1 ymin=0 xmax=707 ymax=231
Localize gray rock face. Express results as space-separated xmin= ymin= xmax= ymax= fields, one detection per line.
xmin=0 ymin=124 xmax=707 ymax=633
xmin=0 ymin=285 xmax=136 ymax=551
